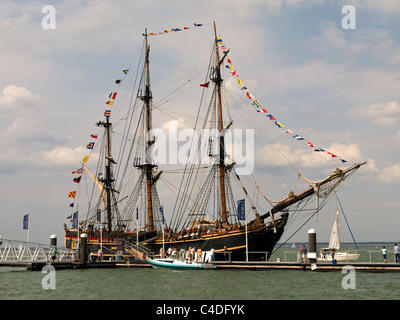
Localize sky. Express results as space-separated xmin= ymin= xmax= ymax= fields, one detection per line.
xmin=1 ymin=0 xmax=400 ymax=246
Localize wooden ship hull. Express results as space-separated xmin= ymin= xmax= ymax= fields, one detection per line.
xmin=144 ymin=214 xmax=288 ymax=261
xmin=64 ymin=213 xmax=288 ymax=261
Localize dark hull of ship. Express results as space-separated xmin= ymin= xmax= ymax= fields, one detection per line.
xmin=64 ymin=214 xmax=288 ymax=261
xmin=145 ymin=214 xmax=289 ymax=261
xmin=64 ymin=229 xmax=156 ymax=259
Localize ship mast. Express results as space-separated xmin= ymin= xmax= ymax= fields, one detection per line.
xmin=143 ymin=29 xmax=155 ymax=231
xmin=213 ymin=22 xmax=228 ymax=225
xmin=105 ymin=117 xmax=112 ymax=231
xmin=103 ymin=116 xmax=114 ymax=232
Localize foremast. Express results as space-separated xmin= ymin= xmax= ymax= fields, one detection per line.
xmin=103 ymin=116 xmax=114 ymax=232
xmin=82 ymin=30 xmax=162 ymax=235
xmin=90 ymin=109 xmax=117 ymax=232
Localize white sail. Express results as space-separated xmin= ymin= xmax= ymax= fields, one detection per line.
xmin=328 ymin=214 xmax=341 ymax=250
xmin=317 ymin=192 xmax=360 ymax=261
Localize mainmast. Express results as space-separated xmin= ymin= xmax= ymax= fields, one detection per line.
xmin=143 ymin=29 xmax=155 ymax=231
xmin=213 ymin=22 xmax=228 ymax=225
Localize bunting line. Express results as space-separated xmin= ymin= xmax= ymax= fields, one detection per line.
xmin=147 ymin=23 xmax=206 ymax=36
xmin=218 ymin=36 xmax=348 ymax=164
xmin=68 ymin=68 xmax=130 ymax=204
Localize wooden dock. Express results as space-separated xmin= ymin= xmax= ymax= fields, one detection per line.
xmin=0 ymin=261 xmax=148 ymax=270
xmin=211 ymin=261 xmax=400 ymax=272
xmin=2 ymin=260 xmax=400 ymax=272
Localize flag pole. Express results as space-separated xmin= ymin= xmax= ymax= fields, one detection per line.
xmin=136 ymin=208 xmax=139 ymax=256
xmin=161 ymin=205 xmax=165 ymax=254
xmin=27 ymin=217 xmax=30 ymax=242
xmin=245 ymin=209 xmax=248 ymax=262
xmin=23 ymin=214 xmax=30 ymax=242
xmin=237 ymin=199 xmax=247 ymax=261
xmin=100 ymin=209 xmax=103 ymax=254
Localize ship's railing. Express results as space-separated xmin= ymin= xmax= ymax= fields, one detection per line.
xmin=119 ymin=239 xmax=152 ymax=261
xmin=367 ymin=251 xmax=398 ymax=263
xmin=214 ymin=251 xmax=270 ymax=262
xmin=0 ymin=239 xmax=75 ymax=263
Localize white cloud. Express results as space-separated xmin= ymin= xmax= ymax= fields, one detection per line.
xmin=255 ymin=142 xmax=363 ymax=169
xmin=160 ymin=119 xmax=190 ymax=132
xmin=379 ymin=163 xmax=400 ymax=182
xmin=309 ymin=23 xmax=398 ymax=64
xmin=259 ymin=0 xmax=323 ymax=15
xmin=28 ymin=146 xmax=90 ymax=167
xmin=2 ymin=117 xmax=53 ymax=143
xmin=348 ymin=101 xmax=400 ymax=128
xmin=0 ymin=146 xmax=89 ymax=173
xmin=0 ymin=85 xmax=41 ymax=113
xmin=364 ymin=158 xmax=378 ymax=173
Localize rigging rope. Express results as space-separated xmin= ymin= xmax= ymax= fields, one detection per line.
xmin=337 ymin=194 xmax=359 ymax=251
xmin=227 ymin=51 xmax=353 ymax=167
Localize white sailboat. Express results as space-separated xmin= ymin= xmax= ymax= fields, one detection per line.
xmin=317 ymin=193 xmax=360 ymax=262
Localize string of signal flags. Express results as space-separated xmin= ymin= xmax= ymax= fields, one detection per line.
xmin=199 ymin=36 xmax=349 ymax=165
xmin=67 ymin=68 xmax=130 ymax=205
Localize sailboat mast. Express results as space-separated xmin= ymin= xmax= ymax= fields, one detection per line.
xmin=213 ymin=22 xmax=228 ymax=225
xmin=144 ymin=29 xmax=155 ymax=232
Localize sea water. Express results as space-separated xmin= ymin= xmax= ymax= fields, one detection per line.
xmin=0 ymin=263 xmax=399 ymax=301
xmin=0 ymin=245 xmax=399 ymax=301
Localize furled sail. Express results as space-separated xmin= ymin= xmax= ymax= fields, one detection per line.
xmin=83 ymin=164 xmax=107 ymax=208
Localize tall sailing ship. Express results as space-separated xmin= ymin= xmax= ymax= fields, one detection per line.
xmin=64 ymin=22 xmax=365 ymax=261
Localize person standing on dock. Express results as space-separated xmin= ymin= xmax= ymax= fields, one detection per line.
xmin=188 ymin=247 xmax=193 ymax=262
xmin=51 ymin=248 xmax=58 ymax=263
xmin=394 ymin=244 xmax=400 ymax=263
xmin=300 ymin=245 xmax=307 ymax=263
xmin=98 ymin=249 xmax=102 ymax=262
xmin=197 ymin=248 xmax=202 ymax=262
xmin=191 ymin=247 xmax=196 ymax=261
xmin=223 ymin=246 xmax=228 ymax=261
xmin=382 ymin=246 xmax=387 ymax=263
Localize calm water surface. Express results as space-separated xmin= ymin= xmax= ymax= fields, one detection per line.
xmin=0 ymin=265 xmax=399 ymax=300
xmin=1 ymin=245 xmax=399 ymax=301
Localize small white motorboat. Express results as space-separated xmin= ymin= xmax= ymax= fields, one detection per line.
xmin=147 ymin=257 xmax=216 ymax=270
